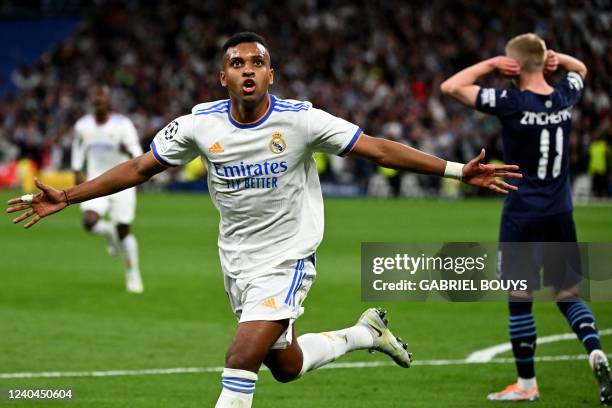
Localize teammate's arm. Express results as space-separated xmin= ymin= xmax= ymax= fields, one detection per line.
xmin=7 ymin=151 xmax=166 ymax=228
xmin=348 ymin=134 xmax=521 ymax=194
xmin=440 ymin=57 xmax=520 ymax=107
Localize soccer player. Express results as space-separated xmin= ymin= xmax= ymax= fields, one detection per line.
xmin=71 ymin=85 xmax=144 ymax=293
xmin=8 ymin=33 xmax=521 ymax=407
xmin=441 ymin=33 xmax=611 ymax=404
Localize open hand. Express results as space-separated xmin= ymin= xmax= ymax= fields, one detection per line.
xmin=462 ymin=149 xmax=522 ymax=195
xmin=6 ymin=178 xmax=68 ymax=228
xmin=544 ymin=49 xmax=559 ymax=75
xmin=492 ymin=56 xmax=521 ymax=77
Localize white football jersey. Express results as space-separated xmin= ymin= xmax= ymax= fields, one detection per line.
xmin=71 ymin=113 xmax=143 ymax=179
xmin=151 ymin=95 xmax=362 ymax=278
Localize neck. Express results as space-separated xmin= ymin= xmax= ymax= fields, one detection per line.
xmin=230 ymin=94 xmax=270 ymax=124
xmin=518 ymin=71 xmax=553 ymax=94
xmin=95 ymin=112 xmax=109 ymax=124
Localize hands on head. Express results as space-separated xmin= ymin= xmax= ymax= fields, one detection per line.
xmin=6 ymin=178 xmax=68 ymax=229
xmin=492 ymin=56 xmax=521 ymax=77
xmin=544 ymin=49 xmax=559 ymax=75
xmin=493 ymin=49 xmax=559 ymax=77
xmin=462 ymin=148 xmax=522 ymax=195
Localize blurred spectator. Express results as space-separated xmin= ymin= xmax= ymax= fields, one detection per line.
xmin=0 ymin=0 xmax=610 ymax=198
xmin=588 ymin=133 xmax=610 ymax=197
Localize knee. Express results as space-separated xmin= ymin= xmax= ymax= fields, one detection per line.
xmin=553 ymin=286 xmax=579 ymax=302
xmin=117 ymin=224 xmax=130 ymax=240
xmin=82 ymin=212 xmax=99 ymax=231
xmin=509 ymin=290 xmax=532 ymax=299
xmin=266 ymin=356 xmax=302 ymax=383
xmin=225 ymin=350 xmax=260 ymax=373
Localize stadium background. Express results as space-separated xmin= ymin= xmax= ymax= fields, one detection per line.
xmin=0 ymin=1 xmax=611 ymax=407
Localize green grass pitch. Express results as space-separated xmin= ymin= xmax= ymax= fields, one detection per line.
xmin=1 ymin=192 xmax=611 ymax=407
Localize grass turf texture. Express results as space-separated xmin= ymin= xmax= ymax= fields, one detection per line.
xmin=1 ymin=192 xmax=611 ymax=407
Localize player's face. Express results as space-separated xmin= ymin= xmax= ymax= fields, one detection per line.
xmin=90 ymin=87 xmax=111 ymax=115
xmin=220 ymin=42 xmax=274 ymax=105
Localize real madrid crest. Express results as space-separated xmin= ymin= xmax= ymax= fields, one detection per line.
xmin=269 ymin=132 xmax=287 ymax=154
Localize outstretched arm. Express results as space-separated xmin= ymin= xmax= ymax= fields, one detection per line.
xmin=348 ymin=135 xmax=521 ymax=194
xmin=7 ymin=151 xmax=166 ymax=228
xmin=440 ymin=57 xmax=520 ymax=107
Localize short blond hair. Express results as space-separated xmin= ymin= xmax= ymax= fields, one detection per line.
xmin=505 ymin=33 xmax=547 ymax=72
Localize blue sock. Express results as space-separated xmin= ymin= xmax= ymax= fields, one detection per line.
xmin=509 ymin=298 xmax=536 ymax=379
xmin=557 ymin=297 xmax=601 ymax=354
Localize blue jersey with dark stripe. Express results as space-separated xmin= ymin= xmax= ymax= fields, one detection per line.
xmin=476 ymin=72 xmax=585 ymax=217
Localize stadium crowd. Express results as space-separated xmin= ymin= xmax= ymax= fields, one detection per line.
xmin=1 ymin=0 xmax=610 ymax=196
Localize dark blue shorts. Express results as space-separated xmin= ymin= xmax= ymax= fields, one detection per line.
xmin=498 ymin=211 xmax=582 ymax=290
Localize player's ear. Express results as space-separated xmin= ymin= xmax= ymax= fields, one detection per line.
xmin=220 ymin=70 xmax=227 ymax=87
xmin=269 ymin=67 xmax=274 ymax=85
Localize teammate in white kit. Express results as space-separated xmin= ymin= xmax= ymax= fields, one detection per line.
xmin=71 ymin=85 xmax=144 ymax=293
xmin=8 ymin=33 xmax=522 ymax=407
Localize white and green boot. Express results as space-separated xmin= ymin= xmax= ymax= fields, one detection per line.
xmin=358 ymin=307 xmax=412 ymax=368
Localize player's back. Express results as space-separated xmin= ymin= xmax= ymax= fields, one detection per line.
xmin=476 ymin=72 xmax=584 ymax=217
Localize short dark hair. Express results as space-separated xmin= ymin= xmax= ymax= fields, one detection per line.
xmin=222 ymin=32 xmax=268 ymax=54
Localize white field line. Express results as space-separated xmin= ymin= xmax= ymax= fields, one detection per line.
xmin=466 ymin=328 xmax=612 ymax=363
xmin=1 ymin=353 xmax=609 ymax=380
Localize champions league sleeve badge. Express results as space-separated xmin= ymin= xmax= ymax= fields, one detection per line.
xmin=269 ymin=132 xmax=287 ymax=154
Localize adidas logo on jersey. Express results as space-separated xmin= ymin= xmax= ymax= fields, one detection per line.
xmin=208 ymin=141 xmax=224 ymax=153
xmin=261 ymin=297 xmax=277 ymax=309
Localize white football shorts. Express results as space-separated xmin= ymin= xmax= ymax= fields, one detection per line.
xmin=80 ymin=187 xmax=136 ymax=224
xmin=224 ymin=255 xmax=317 ymax=349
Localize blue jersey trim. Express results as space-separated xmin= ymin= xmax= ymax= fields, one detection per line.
xmin=194 ymin=107 xmax=229 ymax=116
xmin=273 ymin=106 xmax=309 ymax=113
xmin=194 ymin=100 xmax=229 ymax=113
xmin=339 ymin=128 xmax=363 ymax=156
xmin=275 ymin=100 xmax=308 ymax=109
xmin=228 ymin=95 xmax=276 ymax=129
xmin=150 ymin=140 xmax=176 ymax=167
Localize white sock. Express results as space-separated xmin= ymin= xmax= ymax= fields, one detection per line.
xmin=298 ymin=325 xmax=374 ymax=375
xmin=517 ymin=377 xmax=537 ymax=390
xmin=120 ymin=234 xmax=139 ymax=274
xmin=215 ymin=368 xmax=257 ymax=408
